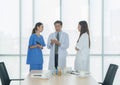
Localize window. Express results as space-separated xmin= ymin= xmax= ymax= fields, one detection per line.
xmin=0 ymin=0 xmax=20 ymax=81
xmin=104 ymin=0 xmax=120 ymax=54
xmin=62 ymin=0 xmax=88 ymax=54
xmin=0 ymin=0 xmax=19 ymax=54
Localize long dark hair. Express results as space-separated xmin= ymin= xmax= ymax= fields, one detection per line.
xmin=77 ymin=21 xmax=90 ymax=48
xmin=32 ymin=22 xmax=43 ymax=34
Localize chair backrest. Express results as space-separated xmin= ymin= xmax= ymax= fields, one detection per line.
xmin=0 ymin=62 xmax=11 ymax=85
xmin=103 ymin=64 xmax=118 ymax=85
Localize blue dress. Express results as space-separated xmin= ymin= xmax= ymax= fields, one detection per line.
xmin=26 ymin=34 xmax=46 ymax=70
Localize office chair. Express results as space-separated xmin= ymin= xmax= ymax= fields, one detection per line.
xmin=99 ymin=64 xmax=118 ymax=85
xmin=0 ymin=62 xmax=24 ymax=85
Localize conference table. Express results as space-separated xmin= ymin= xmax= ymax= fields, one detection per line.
xmin=21 ymin=70 xmax=99 ymax=85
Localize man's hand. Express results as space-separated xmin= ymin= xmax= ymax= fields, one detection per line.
xmin=54 ymin=40 xmax=61 ymax=46
xmin=51 ymin=39 xmax=55 ymax=44
xmin=51 ymin=39 xmax=61 ymax=46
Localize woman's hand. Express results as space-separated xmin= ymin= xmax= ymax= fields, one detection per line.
xmin=29 ymin=45 xmax=37 ymax=48
xmin=36 ymin=44 xmax=43 ymax=49
xmin=75 ymin=47 xmax=79 ymax=51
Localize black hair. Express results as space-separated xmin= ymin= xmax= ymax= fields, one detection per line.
xmin=77 ymin=21 xmax=91 ymax=48
xmin=32 ymin=22 xmax=43 ymax=34
xmin=54 ymin=20 xmax=63 ymax=26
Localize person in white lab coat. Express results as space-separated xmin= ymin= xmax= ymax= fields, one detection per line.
xmin=47 ymin=20 xmax=69 ymax=70
xmin=74 ymin=21 xmax=90 ymax=72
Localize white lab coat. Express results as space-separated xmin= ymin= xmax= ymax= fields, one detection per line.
xmin=74 ymin=33 xmax=90 ymax=72
xmin=47 ymin=31 xmax=69 ymax=70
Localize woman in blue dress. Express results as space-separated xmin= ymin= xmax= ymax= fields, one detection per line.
xmin=26 ymin=22 xmax=46 ymax=71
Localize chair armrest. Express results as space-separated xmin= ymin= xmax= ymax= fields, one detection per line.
xmin=98 ymin=82 xmax=103 ymax=84
xmin=11 ymin=79 xmax=24 ymax=81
